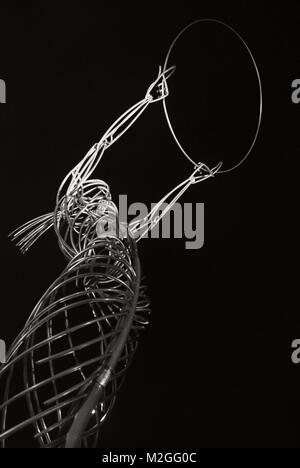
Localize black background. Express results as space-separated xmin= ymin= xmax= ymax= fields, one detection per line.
xmin=0 ymin=1 xmax=299 ymax=448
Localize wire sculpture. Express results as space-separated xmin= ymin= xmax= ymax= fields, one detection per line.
xmin=0 ymin=19 xmax=262 ymax=448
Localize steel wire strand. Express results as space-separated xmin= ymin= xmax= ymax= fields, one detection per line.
xmin=0 ymin=236 xmax=150 ymax=448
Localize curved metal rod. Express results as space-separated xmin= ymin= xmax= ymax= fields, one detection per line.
xmin=162 ymin=18 xmax=263 ymax=174
xmin=65 ymin=240 xmax=141 ymax=448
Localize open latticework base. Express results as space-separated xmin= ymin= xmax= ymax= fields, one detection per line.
xmin=0 ymin=237 xmax=150 ymax=448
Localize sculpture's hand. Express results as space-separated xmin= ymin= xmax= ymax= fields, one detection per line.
xmin=145 ymin=65 xmax=176 ymax=103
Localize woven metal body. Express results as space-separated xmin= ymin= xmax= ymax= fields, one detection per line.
xmin=0 ymin=181 xmax=150 ymax=448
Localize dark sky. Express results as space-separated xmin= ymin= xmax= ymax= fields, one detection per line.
xmin=0 ymin=1 xmax=299 ymax=448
